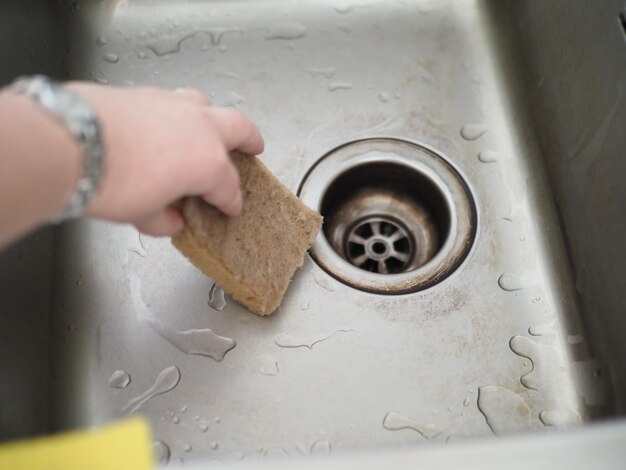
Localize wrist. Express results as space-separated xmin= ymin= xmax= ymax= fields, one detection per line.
xmin=0 ymin=92 xmax=82 ymax=221
xmin=7 ymin=76 xmax=106 ymax=222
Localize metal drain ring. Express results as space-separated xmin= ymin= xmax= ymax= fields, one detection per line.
xmin=298 ymin=138 xmax=477 ymax=294
xmin=346 ymin=216 xmax=413 ymax=274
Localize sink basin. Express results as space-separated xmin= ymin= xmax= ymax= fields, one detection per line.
xmin=1 ymin=0 xmax=626 ymax=466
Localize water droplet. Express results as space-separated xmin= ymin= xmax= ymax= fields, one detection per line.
xmin=199 ymin=423 xmax=209 ymax=432
xmin=509 ymin=336 xmax=539 ymax=390
xmin=95 ymin=35 xmax=108 ymax=47
xmin=76 ymin=279 xmax=83 ymax=286
xmin=108 ymin=369 xmax=131 ymax=389
xmin=180 ymin=404 xmax=188 ymax=413
xmin=310 ymin=440 xmax=331 ymax=456
xmin=214 ymin=416 xmax=221 ymax=423
xmin=382 ymin=412 xmax=443 ymax=439
xmin=207 ymin=283 xmax=226 ymax=311
xmin=219 ymin=44 xmax=228 ymax=52
xmin=460 ymin=123 xmax=488 ymax=141
xmin=256 ymin=354 xmax=279 ymax=376
xmin=539 ymin=409 xmax=581 ymax=427
xmin=463 ymin=397 xmax=471 ymax=407
xmin=192 ymin=415 xmax=200 ymax=421
xmin=173 ymin=416 xmax=180 ymax=424
xmin=477 ymin=386 xmax=531 ymax=435
xmin=152 ymin=440 xmax=170 ymax=465
xmin=184 ymin=444 xmax=192 ymax=453
xmin=103 ymin=52 xmax=119 ymax=64
xmin=312 ymin=270 xmax=337 ymax=292
xmin=520 ymin=235 xmax=526 ymax=241
xmin=137 ymin=51 xmax=147 ymax=60
xmin=129 ymin=232 xmax=147 ymax=257
xmin=532 ymin=297 xmax=541 ymax=303
xmin=307 ymin=67 xmax=336 ymax=79
xmin=378 ymin=91 xmax=390 ymax=103
xmin=509 ymin=335 xmax=554 ymax=391
xmin=217 ymin=70 xmax=239 ymax=79
xmin=334 ymin=4 xmax=354 ymax=14
xmin=327 ymin=82 xmax=353 ymax=92
xmin=265 ymin=22 xmax=307 ymax=40
xmin=528 ymin=324 xmax=554 ymax=336
xmin=337 ymin=22 xmax=351 ymax=33
xmin=568 ymin=334 xmax=584 ymax=344
xmin=225 ymin=91 xmax=246 ymax=107
xmin=210 ymin=441 xmax=219 ymax=450
xmin=477 ymin=150 xmax=499 ymax=163
xmin=264 ymin=447 xmax=289 ymax=459
xmin=122 ymin=366 xmax=181 ymax=415
xmin=151 ymin=321 xmax=236 ymax=362
xmin=274 ymin=329 xmax=354 ymax=349
xmin=300 ymin=302 xmax=310 ymax=310
xmin=497 ymin=272 xmax=525 ymax=292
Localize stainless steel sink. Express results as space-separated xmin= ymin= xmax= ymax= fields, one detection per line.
xmin=1 ymin=0 xmax=626 ymax=466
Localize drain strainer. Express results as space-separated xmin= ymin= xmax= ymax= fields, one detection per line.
xmin=298 ymin=138 xmax=477 ymax=294
xmin=345 ymin=216 xmax=412 ymax=274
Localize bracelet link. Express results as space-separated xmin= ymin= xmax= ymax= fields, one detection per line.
xmin=8 ymin=75 xmax=105 ymax=222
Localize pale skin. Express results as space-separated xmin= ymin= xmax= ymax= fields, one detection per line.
xmin=0 ymin=82 xmax=264 ymax=249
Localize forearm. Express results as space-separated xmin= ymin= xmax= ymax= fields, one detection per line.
xmin=0 ymin=91 xmax=80 ymax=248
xmin=0 ymin=80 xmax=263 ymax=246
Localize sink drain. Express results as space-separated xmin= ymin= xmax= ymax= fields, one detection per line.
xmin=298 ymin=138 xmax=476 ymax=294
xmin=345 ymin=216 xmax=412 ymax=274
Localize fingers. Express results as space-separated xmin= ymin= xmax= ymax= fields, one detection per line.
xmin=205 ymin=107 xmax=264 ymax=155
xmin=174 ymin=87 xmax=211 ymax=106
xmin=135 ymin=207 xmax=184 ymax=237
xmin=172 ymin=91 xmax=263 ymax=155
xmin=201 ymin=156 xmax=243 ymax=217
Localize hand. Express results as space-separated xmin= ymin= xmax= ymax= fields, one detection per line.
xmin=67 ymin=83 xmax=264 ymax=236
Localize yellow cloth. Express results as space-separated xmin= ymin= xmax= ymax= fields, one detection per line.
xmin=0 ymin=418 xmax=153 ymax=470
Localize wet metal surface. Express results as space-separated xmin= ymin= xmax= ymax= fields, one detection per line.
xmin=1 ymin=0 xmax=625 ymax=466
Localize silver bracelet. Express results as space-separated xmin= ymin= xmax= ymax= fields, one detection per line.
xmin=9 ymin=75 xmax=105 ymax=222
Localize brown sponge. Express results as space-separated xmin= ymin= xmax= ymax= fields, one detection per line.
xmin=172 ymin=152 xmax=323 ymax=316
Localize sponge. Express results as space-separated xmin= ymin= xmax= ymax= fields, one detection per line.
xmin=0 ymin=418 xmax=153 ymax=470
xmin=172 ymin=152 xmax=323 ymax=316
